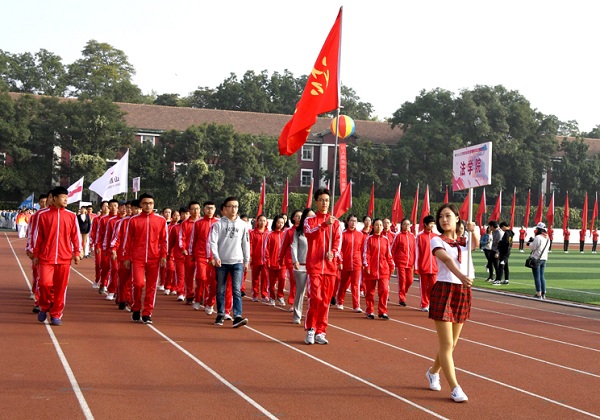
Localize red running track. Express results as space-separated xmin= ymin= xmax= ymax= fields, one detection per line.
xmin=1 ymin=230 xmax=599 ymax=419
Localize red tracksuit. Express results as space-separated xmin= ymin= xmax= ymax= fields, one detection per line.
xmin=279 ymin=227 xmax=297 ymax=304
xmin=249 ymin=227 xmax=269 ymax=300
xmin=111 ymin=215 xmax=133 ymax=306
xmin=90 ymin=214 xmax=103 ymax=284
xmin=168 ymin=223 xmax=186 ymax=296
xmin=362 ymin=233 xmax=394 ymax=316
xmin=391 ymin=230 xmax=416 ymax=304
xmin=265 ymin=229 xmax=286 ymax=301
xmin=124 ymin=212 xmax=168 ymax=317
xmin=191 ymin=216 xmax=218 ymax=306
xmin=178 ymin=218 xmax=199 ymax=301
xmin=26 ymin=207 xmax=51 ymax=305
xmin=337 ymin=229 xmax=364 ymax=309
xmin=304 ymin=212 xmax=342 ymax=335
xmin=32 ymin=206 xmax=81 ymax=320
xmin=103 ymin=215 xmax=122 ymax=295
xmin=96 ymin=214 xmax=115 ymax=289
xmin=415 ymin=230 xmax=438 ymax=309
xmin=162 ymin=223 xmax=177 ymax=293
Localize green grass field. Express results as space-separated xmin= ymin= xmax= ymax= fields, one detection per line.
xmin=471 ymin=249 xmax=600 ymax=306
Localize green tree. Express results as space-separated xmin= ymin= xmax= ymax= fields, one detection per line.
xmin=0 ymin=48 xmax=67 ymax=95
xmin=154 ymin=93 xmax=181 ymax=107
xmin=339 ymin=85 xmax=374 ymax=121
xmin=552 ymin=137 xmax=600 ymax=204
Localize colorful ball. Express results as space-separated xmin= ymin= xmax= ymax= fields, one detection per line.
xmin=330 ymin=115 xmax=355 ymax=139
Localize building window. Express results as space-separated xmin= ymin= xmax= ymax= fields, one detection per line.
xmin=301 ymin=145 xmax=314 ymax=161
xmin=141 ymin=135 xmax=156 ymax=146
xmin=301 ymin=169 xmax=313 ymax=187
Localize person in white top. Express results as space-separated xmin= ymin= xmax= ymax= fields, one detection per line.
xmin=425 ymin=203 xmax=479 ymax=403
xmin=527 ymin=222 xmax=550 ymax=299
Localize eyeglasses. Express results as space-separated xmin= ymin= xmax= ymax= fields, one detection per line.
xmin=141 ymin=202 xmax=154 ymax=206
xmin=225 ymin=205 xmax=239 ymax=209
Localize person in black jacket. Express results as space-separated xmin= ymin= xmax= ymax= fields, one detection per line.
xmin=495 ymin=222 xmax=514 ymax=285
xmin=77 ymin=207 xmax=92 ymax=257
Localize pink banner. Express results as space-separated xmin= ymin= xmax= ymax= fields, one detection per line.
xmin=339 ymin=143 xmax=347 ymax=194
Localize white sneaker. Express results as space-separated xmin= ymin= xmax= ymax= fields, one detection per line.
xmin=158 ymin=285 xmax=165 ymax=291
xmin=205 ymin=306 xmax=214 ymax=315
xmin=261 ymin=297 xmax=270 ymax=303
xmin=224 ymin=314 xmax=233 ymax=321
xmin=426 ymin=368 xmax=441 ymax=391
xmin=353 ymin=307 xmax=363 ymax=313
xmin=171 ymin=290 xmax=179 ymax=296
xmin=177 ymin=295 xmax=185 ymax=302
xmin=360 ymin=291 xmax=365 ymax=298
xmin=305 ymin=328 xmax=315 ymax=345
xmin=315 ymin=333 xmax=328 ymax=345
xmin=164 ymin=289 xmax=170 ymax=295
xmin=192 ymin=302 xmax=202 ymax=311
xmin=92 ymin=283 xmax=99 ymax=289
xmin=106 ymin=293 xmax=115 ymax=301
xmin=422 ymin=307 xmax=429 ymax=312
xmin=29 ymin=293 xmax=35 ymax=300
xmin=335 ymin=304 xmax=344 ymax=310
xmin=451 ymin=385 xmax=468 ymax=402
xmin=277 ymin=297 xmax=286 ymax=306
xmin=269 ymin=299 xmax=276 ymax=306
xmin=292 ymin=318 xmax=301 ymax=324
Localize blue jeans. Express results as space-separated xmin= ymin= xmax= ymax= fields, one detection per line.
xmin=216 ymin=263 xmax=244 ymax=317
xmin=532 ymin=260 xmax=547 ymax=293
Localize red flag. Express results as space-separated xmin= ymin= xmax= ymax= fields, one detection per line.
xmin=443 ymin=185 xmax=449 ymax=204
xmin=562 ymin=192 xmax=570 ymax=230
xmin=582 ymin=192 xmax=589 ymax=232
xmin=391 ymin=183 xmax=403 ymax=225
xmin=459 ymin=193 xmax=470 ymax=221
xmin=367 ymin=183 xmax=375 ymax=218
xmin=418 ymin=185 xmax=430 ymax=230
xmin=333 ymin=182 xmax=352 ymax=218
xmin=256 ymin=177 xmax=266 ymax=219
xmin=281 ymin=178 xmax=289 ymax=215
xmin=278 ymin=9 xmax=342 ymax=156
xmin=534 ymin=192 xmax=544 ymax=225
xmin=591 ymin=192 xmax=598 ymax=233
xmin=306 ymin=177 xmax=314 ymax=209
xmin=338 ymin=143 xmax=348 ymax=194
xmin=490 ymin=190 xmax=502 ymax=222
xmin=545 ymin=192 xmax=555 ymax=227
xmin=509 ymin=188 xmax=517 ymax=230
xmin=523 ymin=189 xmax=531 ymax=227
xmin=411 ymin=184 xmax=419 ymax=224
xmin=475 ymin=187 xmax=487 ymax=227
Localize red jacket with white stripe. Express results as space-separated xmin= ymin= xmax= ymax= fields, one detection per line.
xmin=340 ymin=229 xmax=365 ymax=272
xmin=415 ymin=230 xmax=438 ymax=274
xmin=33 ymin=206 xmax=81 ymax=264
xmin=249 ymin=227 xmax=268 ymax=266
xmin=391 ymin=230 xmax=416 ymax=268
xmin=362 ymin=233 xmax=394 ymax=281
xmin=264 ymin=229 xmax=285 ymax=269
xmin=123 ymin=212 xmax=168 ymax=262
xmin=191 ymin=216 xmax=218 ymax=260
xmin=303 ymin=212 xmax=342 ymax=276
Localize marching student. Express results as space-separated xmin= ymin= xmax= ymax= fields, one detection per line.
xmin=415 ymin=215 xmax=438 ymax=312
xmin=362 ymin=218 xmax=394 ymax=319
xmin=179 ymin=201 xmax=201 ymax=305
xmin=290 ymin=208 xmax=314 ymax=324
xmin=169 ymin=207 xmax=188 ymax=301
xmin=32 ymin=187 xmax=82 ymax=326
xmin=123 ymin=193 xmax=168 ymax=324
xmin=111 ymin=200 xmax=140 ymax=310
xmin=425 ymin=203 xmax=479 ymax=403
xmin=391 ymin=218 xmax=416 ymax=306
xmin=265 ymin=215 xmax=287 ymax=306
xmin=249 ymin=214 xmax=269 ymax=302
xmin=209 ymin=196 xmax=250 ymax=328
xmin=96 ymin=199 xmax=119 ymax=294
xmin=336 ymin=214 xmax=365 ymax=312
xmin=162 ymin=209 xmax=180 ymax=295
xmin=25 ymin=193 xmax=50 ymax=311
xmin=190 ymin=201 xmax=219 ymax=314
xmin=279 ymin=210 xmax=302 ymax=305
xmin=90 ymin=201 xmax=108 ymax=288
xmin=104 ymin=201 xmax=127 ymax=301
xmin=303 ymin=188 xmax=342 ymax=345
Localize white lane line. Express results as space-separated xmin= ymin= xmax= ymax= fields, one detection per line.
xmin=330 ymin=324 xmax=600 ymax=419
xmin=5 ymin=233 xmax=94 ymax=420
xmin=245 ymin=326 xmax=448 ymax=420
xmin=148 ymin=326 xmax=278 ymax=420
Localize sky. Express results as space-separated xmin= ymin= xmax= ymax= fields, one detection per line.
xmin=3 ymin=0 xmax=599 ymax=132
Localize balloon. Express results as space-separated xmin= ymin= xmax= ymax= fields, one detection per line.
xmin=330 ymin=115 xmax=355 ymax=139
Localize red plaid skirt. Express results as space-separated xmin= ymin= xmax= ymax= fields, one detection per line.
xmin=428 ymin=281 xmax=471 ymax=323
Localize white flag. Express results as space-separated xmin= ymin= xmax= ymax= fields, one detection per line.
xmin=132 ymin=176 xmax=141 ymax=193
xmin=89 ymin=150 xmax=129 ymax=200
xmin=67 ymin=176 xmax=85 ymax=204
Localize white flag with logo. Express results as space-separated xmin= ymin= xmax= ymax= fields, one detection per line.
xmin=89 ymin=150 xmax=129 ymax=200
xmin=67 ymin=176 xmax=84 ymax=204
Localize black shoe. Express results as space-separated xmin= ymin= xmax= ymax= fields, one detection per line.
xmin=399 ymin=301 xmax=407 ymax=307
xmin=232 ymin=316 xmax=248 ymax=328
xmin=533 ymin=294 xmax=542 ymax=299
xmin=366 ymin=313 xmax=375 ymax=319
xmin=214 ymin=315 xmax=224 ymax=325
xmin=142 ymin=315 xmax=153 ymax=324
xmin=378 ymin=314 xmax=389 ymax=320
xmin=185 ymin=298 xmax=193 ymax=305
xmin=132 ymin=311 xmax=141 ymax=322
xmin=501 ymin=280 xmax=509 ymax=285
xmin=118 ymin=302 xmax=127 ymax=310
xmin=32 ymin=305 xmax=41 ymax=313
xmin=240 ymin=291 xmax=246 ymax=297
xmin=330 ymin=297 xmax=337 ymax=306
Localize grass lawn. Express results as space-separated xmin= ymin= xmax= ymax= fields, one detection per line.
xmin=471 ymin=249 xmax=600 ymax=306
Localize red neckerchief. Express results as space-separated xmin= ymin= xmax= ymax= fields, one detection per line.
xmin=439 ymin=235 xmax=467 ymax=263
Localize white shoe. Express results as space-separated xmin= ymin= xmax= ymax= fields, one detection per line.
xmin=29 ymin=293 xmax=35 ymax=300
xmin=92 ymin=283 xmax=99 ymax=289
xmin=292 ymin=318 xmax=301 ymax=324
xmin=158 ymin=285 xmax=165 ymax=291
xmin=164 ymin=289 xmax=170 ymax=295
xmin=269 ymin=299 xmax=276 ymax=306
xmin=360 ymin=291 xmax=365 ymax=298
xmin=106 ymin=293 xmax=115 ymax=301
xmin=177 ymin=295 xmax=185 ymax=302
xmin=315 ymin=333 xmax=328 ymax=345
xmin=335 ymin=304 xmax=344 ymax=310
xmin=426 ymin=368 xmax=441 ymax=391
xmin=305 ymin=328 xmax=315 ymax=345
xmin=261 ymin=297 xmax=270 ymax=303
xmin=353 ymin=307 xmax=363 ymax=313
xmin=252 ymin=296 xmax=259 ymax=302
xmin=171 ymin=290 xmax=178 ymax=296
xmin=277 ymin=297 xmax=286 ymax=306
xmin=99 ymin=286 xmax=107 ymax=294
xmin=205 ymin=305 xmax=214 ymax=315
xmin=451 ymin=385 xmax=468 ymax=402
xmin=224 ymin=314 xmax=233 ymax=321
xmin=192 ymin=302 xmax=202 ymax=311
xmin=422 ymin=307 xmax=429 ymax=312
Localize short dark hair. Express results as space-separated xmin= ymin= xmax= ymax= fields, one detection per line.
xmin=499 ymin=221 xmax=509 ymax=228
xmin=108 ymin=198 xmax=119 ymax=205
xmin=221 ymin=196 xmax=238 ymax=210
xmin=131 ymin=199 xmax=141 ymax=208
xmin=423 ymin=215 xmax=435 ymax=225
xmin=178 ymin=206 xmax=188 ymax=213
xmin=161 ymin=207 xmax=171 ymax=213
xmin=38 ymin=194 xmax=48 ymax=200
xmin=202 ymin=201 xmax=215 ymax=207
xmin=139 ymin=193 xmax=154 ymax=202
xmin=314 ymin=188 xmax=330 ymax=201
xmin=51 ymin=186 xmax=68 ymax=197
xmin=488 ymin=220 xmax=498 ymax=228
xmin=188 ymin=201 xmax=201 ymax=209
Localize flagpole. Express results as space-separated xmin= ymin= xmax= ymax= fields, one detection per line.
xmin=467 ymin=187 xmax=473 ymax=278
xmin=329 ymin=107 xmax=341 ymax=253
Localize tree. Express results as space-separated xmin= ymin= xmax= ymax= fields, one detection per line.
xmin=551 ymin=137 xmax=600 ymax=204
xmin=66 ymin=40 xmax=143 ymax=102
xmin=583 ymin=125 xmax=600 ymax=139
xmin=154 ymin=93 xmax=181 ymax=107
xmin=0 ymin=48 xmax=67 ymax=96
xmin=339 ymin=85 xmax=374 ymax=121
